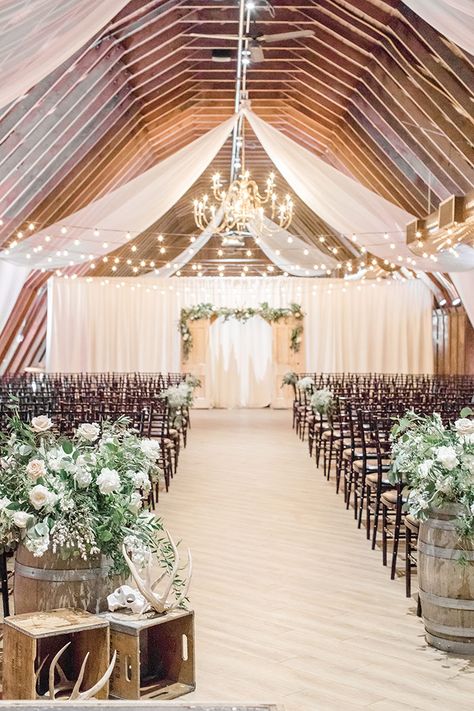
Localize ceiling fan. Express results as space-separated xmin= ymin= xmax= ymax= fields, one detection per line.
xmin=187 ymin=29 xmax=315 ymax=62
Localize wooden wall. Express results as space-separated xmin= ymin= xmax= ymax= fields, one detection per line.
xmin=433 ymin=308 xmax=474 ymax=375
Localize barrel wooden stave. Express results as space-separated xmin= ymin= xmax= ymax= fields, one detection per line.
xmin=14 ymin=545 xmax=123 ymax=615
xmin=418 ymin=506 xmax=474 ymax=653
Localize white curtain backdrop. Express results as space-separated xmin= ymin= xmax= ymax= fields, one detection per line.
xmin=0 ymin=263 xmax=30 ymax=333
xmin=0 ymin=0 xmax=129 ymax=110
xmin=47 ymin=276 xmax=433 ymax=375
xmin=403 ymin=0 xmax=474 ymax=55
xmin=451 ymin=270 xmax=474 ymax=327
xmin=244 ymin=110 xmax=474 ymax=273
xmin=210 ymin=317 xmax=272 ymax=407
xmin=2 ymin=117 xmax=236 ymax=269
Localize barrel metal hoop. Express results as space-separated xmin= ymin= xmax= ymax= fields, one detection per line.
xmin=418 ymin=540 xmax=474 ymax=560
xmin=423 ymin=617 xmax=474 ymax=638
xmin=419 ymin=588 xmax=474 ymax=610
xmin=15 ymin=561 xmax=109 ymax=582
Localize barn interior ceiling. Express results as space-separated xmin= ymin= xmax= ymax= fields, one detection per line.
xmin=0 ymin=0 xmax=473 ymax=370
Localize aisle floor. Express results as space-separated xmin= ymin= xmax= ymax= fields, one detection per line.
xmin=158 ymin=409 xmax=474 ymax=711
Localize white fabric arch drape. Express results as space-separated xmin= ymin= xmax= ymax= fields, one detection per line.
xmin=403 ymin=0 xmax=474 ymax=55
xmin=243 ymin=110 xmax=474 ymax=273
xmin=210 ymin=317 xmax=273 ymax=408
xmin=2 ymin=117 xmax=236 ymax=269
xmin=0 ymin=0 xmax=130 ymax=110
xmin=47 ymin=276 xmax=433 ymax=374
xmin=451 ymin=271 xmax=474 ymax=327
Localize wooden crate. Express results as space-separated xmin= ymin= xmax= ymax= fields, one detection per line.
xmin=103 ymin=608 xmax=195 ymax=700
xmin=3 ymin=608 xmax=110 ymax=700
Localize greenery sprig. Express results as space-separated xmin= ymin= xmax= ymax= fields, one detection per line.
xmin=179 ymin=301 xmax=304 ymax=359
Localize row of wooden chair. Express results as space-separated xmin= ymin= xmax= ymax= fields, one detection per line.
xmin=293 ymin=373 xmax=474 ymax=607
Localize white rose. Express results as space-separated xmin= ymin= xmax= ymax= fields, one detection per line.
xmin=76 ymin=422 xmax=100 ymax=442
xmin=31 ymin=415 xmax=53 ymax=433
xmin=74 ymin=468 xmax=92 ymax=488
xmin=128 ymin=470 xmax=151 ymax=491
xmin=0 ymin=496 xmax=11 ymax=510
xmin=140 ymin=439 xmax=160 ymax=461
xmin=455 ymin=418 xmax=474 ymax=436
xmin=29 ymin=484 xmax=56 ymax=510
xmin=436 ymin=446 xmax=459 ymax=471
xmin=96 ymin=468 xmax=121 ymax=494
xmin=76 ymin=453 xmax=96 ymax=468
xmin=128 ymin=492 xmax=143 ymax=514
xmin=418 ymin=459 xmax=434 ymax=478
xmin=26 ymin=459 xmax=46 ymax=481
xmin=13 ymin=511 xmax=32 ymax=528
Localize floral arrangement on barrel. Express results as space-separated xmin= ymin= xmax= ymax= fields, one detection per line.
xmin=390 ymin=407 xmax=474 ymax=535
xmin=0 ymin=411 xmax=175 ymax=577
xmin=310 ymin=388 xmax=334 ymax=417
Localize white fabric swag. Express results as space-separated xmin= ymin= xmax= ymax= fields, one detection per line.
xmin=47 ymin=276 xmax=433 ymax=375
xmin=0 ymin=263 xmax=30 ymax=334
xmin=403 ymin=0 xmax=474 ymax=55
xmin=3 ymin=117 xmax=236 ymax=270
xmin=0 ymin=0 xmax=130 ymax=110
xmin=450 ymin=271 xmax=474 ymax=328
xmin=243 ymin=110 xmax=474 ymax=273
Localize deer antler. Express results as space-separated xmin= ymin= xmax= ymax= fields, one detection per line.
xmin=122 ymin=529 xmax=192 ymax=614
xmin=41 ymin=641 xmax=116 ymax=700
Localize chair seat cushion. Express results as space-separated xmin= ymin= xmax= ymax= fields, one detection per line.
xmin=366 ymin=472 xmax=393 ymax=486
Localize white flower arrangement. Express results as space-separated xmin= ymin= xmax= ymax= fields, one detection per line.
xmin=0 ymin=413 xmax=166 ymax=574
xmin=310 ymin=388 xmax=334 ymax=415
xmin=390 ymin=408 xmax=474 ymax=536
xmin=281 ymin=371 xmax=298 ymax=387
xmin=296 ymin=376 xmax=315 ymax=394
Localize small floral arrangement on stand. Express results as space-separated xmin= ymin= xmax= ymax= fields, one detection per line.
xmin=310 ymin=388 xmax=334 ymax=416
xmin=0 ymin=412 xmax=170 ymax=575
xmin=390 ymin=408 xmax=474 ymax=535
xmin=161 ymin=377 xmax=201 ymax=428
xmin=296 ymin=376 xmax=315 ymax=394
xmin=281 ymin=371 xmax=298 ymax=388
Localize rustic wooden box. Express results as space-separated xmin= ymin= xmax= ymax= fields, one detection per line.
xmin=103 ymin=608 xmax=195 ymax=700
xmin=3 ymin=608 xmax=110 ymax=700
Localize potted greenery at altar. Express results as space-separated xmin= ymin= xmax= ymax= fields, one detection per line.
xmin=390 ymin=408 xmax=474 ymax=652
xmin=0 ymin=411 xmax=178 ymax=615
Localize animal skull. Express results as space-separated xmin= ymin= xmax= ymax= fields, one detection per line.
xmin=107 ymin=584 xmax=149 ymax=615
xmin=122 ymin=529 xmax=192 ymax=615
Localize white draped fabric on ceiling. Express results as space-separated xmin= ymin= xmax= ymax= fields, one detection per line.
xmin=47 ymin=276 xmax=434 ymax=378
xmin=403 ymin=0 xmax=474 ymax=55
xmin=3 ymin=117 xmax=236 ymax=270
xmin=0 ymin=263 xmax=30 ymax=333
xmin=0 ymin=0 xmax=130 ymax=110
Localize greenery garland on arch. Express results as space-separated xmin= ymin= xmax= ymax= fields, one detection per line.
xmin=179 ymin=302 xmax=304 ymax=359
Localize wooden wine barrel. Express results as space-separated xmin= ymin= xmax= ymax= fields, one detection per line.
xmin=418 ymin=505 xmax=474 ymax=653
xmin=14 ymin=545 xmax=124 ymax=615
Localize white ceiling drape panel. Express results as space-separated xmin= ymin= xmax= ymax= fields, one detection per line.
xmin=47 ymin=276 xmax=433 ymax=374
xmin=450 ymin=271 xmax=474 ymax=327
xmin=247 ymin=217 xmax=337 ymax=276
xmin=2 ymin=117 xmax=236 ymax=270
xmin=402 ymin=0 xmax=474 ymax=55
xmin=0 ymin=263 xmax=30 ymax=334
xmin=244 ymin=110 xmax=474 ymax=273
xmin=0 ymin=0 xmax=130 ymax=110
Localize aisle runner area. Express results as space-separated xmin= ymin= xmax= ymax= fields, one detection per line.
xmin=158 ymin=410 xmax=474 ymax=711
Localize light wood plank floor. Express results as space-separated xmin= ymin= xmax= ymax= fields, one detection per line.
xmin=159 ymin=409 xmax=474 ymax=711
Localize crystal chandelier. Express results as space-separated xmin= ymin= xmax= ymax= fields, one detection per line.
xmin=193 ymin=167 xmax=294 ymax=234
